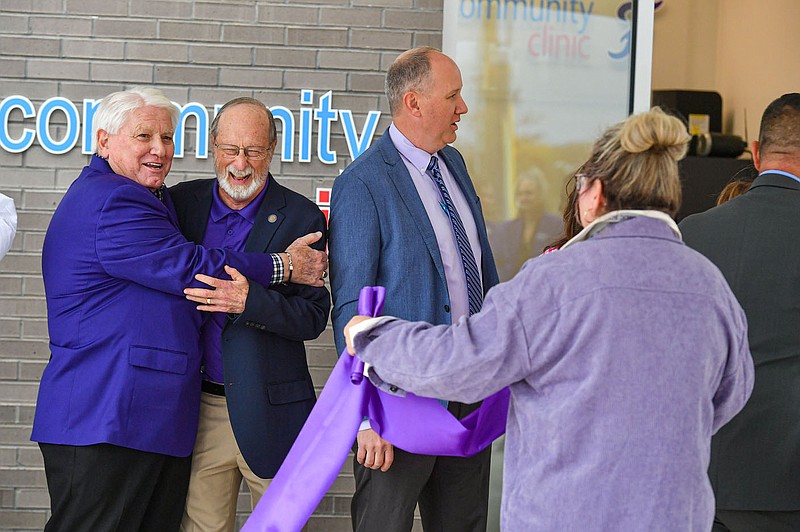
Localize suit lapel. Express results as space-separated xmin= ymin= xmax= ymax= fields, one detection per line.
xmin=181 ymin=184 xmax=214 ymax=244
xmin=245 ymin=174 xmax=285 ymax=253
xmin=377 ymin=134 xmax=448 ymax=288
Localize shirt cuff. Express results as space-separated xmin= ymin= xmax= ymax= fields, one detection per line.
xmin=269 ymin=253 xmax=283 ymax=285
xmin=358 ymin=419 xmax=371 ymax=431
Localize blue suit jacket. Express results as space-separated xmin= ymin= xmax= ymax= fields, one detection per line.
xmin=329 ymin=130 xmax=499 ymax=355
xmin=170 ymin=176 xmax=330 ymax=478
xmin=32 ymin=156 xmax=276 ymax=457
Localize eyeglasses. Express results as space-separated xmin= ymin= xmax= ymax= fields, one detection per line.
xmin=214 ymin=143 xmax=270 ymax=160
xmin=574 ymin=173 xmax=589 ymax=193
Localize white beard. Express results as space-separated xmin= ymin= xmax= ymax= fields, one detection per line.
xmin=217 ymin=164 xmax=267 ymax=201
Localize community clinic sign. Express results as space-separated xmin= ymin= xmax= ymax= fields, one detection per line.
xmin=0 ymin=89 xmax=382 ymax=164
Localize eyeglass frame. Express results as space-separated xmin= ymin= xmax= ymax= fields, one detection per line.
xmin=213 ymin=143 xmax=272 ymax=160
xmin=574 ymin=172 xmax=590 ymax=193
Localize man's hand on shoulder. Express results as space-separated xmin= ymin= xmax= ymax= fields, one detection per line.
xmin=285 ymin=231 xmax=328 ymax=287
xmin=356 ymin=428 xmax=394 ymax=472
xmin=184 ymin=265 xmax=249 ymax=314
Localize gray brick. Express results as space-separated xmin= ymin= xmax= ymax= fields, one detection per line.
xmin=125 ymin=41 xmax=189 ymax=63
xmin=190 ymin=44 xmax=252 ymax=66
xmin=0 ymin=508 xmax=47 ymax=529
xmin=0 ymin=57 xmax=25 ymax=77
xmin=27 ymin=59 xmax=90 ymax=81
xmin=0 ymin=318 xmax=21 ymax=337
xmin=0 ymin=168 xmax=55 ymax=189
xmin=353 ymin=0 xmax=413 ymax=5
xmin=22 ymin=191 xmax=62 ymax=211
xmin=0 ymin=277 xmax=23 ymax=296
xmin=0 ymin=381 xmax=40 ymax=403
xmin=0 ymin=0 xmax=63 ymax=14
xmin=350 ymin=29 xmax=412 ymax=50
xmin=0 ymin=296 xmax=46 ymax=318
xmin=0 ymin=467 xmax=45 ymax=488
xmin=18 ymin=447 xmax=44 ymax=467
xmin=18 ymin=405 xmax=36 ymax=425
xmin=19 ymin=361 xmax=46 ymax=381
xmin=288 ymin=27 xmax=348 ymax=48
xmin=0 ymin=14 xmax=29 ymax=34
xmin=94 ymin=18 xmax=157 ymax=39
xmin=384 ymin=9 xmax=442 ymax=31
xmin=413 ymin=32 xmax=442 ymax=48
xmin=319 ymin=6 xmax=381 ymax=28
xmin=0 ymin=361 xmax=16 ymax=380
xmin=319 ymin=50 xmax=380 ymax=71
xmin=15 ymin=212 xmax=53 ymax=233
xmin=16 ymin=488 xmax=49 ymax=509
xmin=0 ymin=36 xmax=59 ymax=57
xmin=380 ymin=51 xmax=402 ymax=70
xmin=415 ymin=0 xmax=442 ymax=7
xmin=0 ymin=80 xmax=59 ymax=101
xmin=30 ymin=16 xmax=92 ymax=36
xmin=64 ymin=0 xmax=127 ymax=15
xmin=254 ymin=47 xmax=316 ymax=69
xmin=62 ymin=37 xmax=125 ymax=60
xmin=284 ymin=70 xmax=347 ymax=91
xmin=130 ymin=0 xmax=193 ymax=19
xmin=349 ymin=72 xmax=385 ymax=93
xmin=57 ymin=81 xmax=124 ymax=101
xmin=258 ymin=5 xmax=319 ymax=25
xmin=91 ymin=61 xmax=154 ymax=83
xmin=154 ymin=64 xmax=218 ymax=86
xmin=218 ymin=67 xmax=282 ymax=89
xmin=22 ymin=232 xmax=46 ymax=254
xmin=0 ymin=340 xmax=50 ymax=360
xmin=196 ymin=1 xmax=257 ymax=22
xmin=221 ymin=23 xmax=283 ymax=45
xmin=159 ymin=20 xmax=222 ymax=42
xmin=21 ymin=318 xmax=48 ymax=338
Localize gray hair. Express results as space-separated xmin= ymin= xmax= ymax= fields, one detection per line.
xmin=385 ymin=46 xmax=439 ymax=116
xmin=210 ymin=97 xmax=276 ymax=144
xmin=92 ymin=87 xmax=178 ymax=153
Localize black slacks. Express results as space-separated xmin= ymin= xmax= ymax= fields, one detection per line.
xmin=713 ymin=509 xmax=800 ymax=532
xmin=351 ymin=444 xmax=491 ymax=532
xmin=40 ymin=442 xmax=192 ymax=532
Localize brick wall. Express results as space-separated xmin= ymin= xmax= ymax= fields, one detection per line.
xmin=0 ymin=1 xmax=442 ymax=529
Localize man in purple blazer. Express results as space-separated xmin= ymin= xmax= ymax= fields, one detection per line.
xmin=31 ymin=87 xmax=327 ymax=532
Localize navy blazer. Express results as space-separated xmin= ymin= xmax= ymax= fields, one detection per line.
xmin=329 ymin=130 xmax=499 ymax=355
xmin=33 ymin=156 xmax=276 ymax=457
xmin=170 ymin=176 xmax=330 ymax=478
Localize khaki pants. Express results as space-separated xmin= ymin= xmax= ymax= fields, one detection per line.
xmin=180 ymin=392 xmax=271 ymax=532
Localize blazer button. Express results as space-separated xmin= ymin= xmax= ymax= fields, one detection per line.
xmin=444 ymin=305 xmax=450 ymax=313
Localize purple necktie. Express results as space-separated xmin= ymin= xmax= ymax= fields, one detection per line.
xmin=242 ymin=286 xmax=509 ymax=532
xmin=427 ymin=156 xmax=483 ymax=315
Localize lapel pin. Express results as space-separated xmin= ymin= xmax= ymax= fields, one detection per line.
xmin=268 ymin=214 xmax=278 ymax=223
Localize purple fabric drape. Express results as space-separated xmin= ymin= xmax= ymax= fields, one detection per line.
xmin=243 ymin=287 xmax=509 ymax=532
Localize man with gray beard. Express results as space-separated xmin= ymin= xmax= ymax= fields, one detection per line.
xmin=169 ymin=97 xmax=330 ymax=531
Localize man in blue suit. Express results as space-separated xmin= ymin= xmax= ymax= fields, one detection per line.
xmin=170 ymin=97 xmax=330 ymax=531
xmin=329 ymin=47 xmax=499 ymax=532
xmin=32 ymin=88 xmax=327 ymax=532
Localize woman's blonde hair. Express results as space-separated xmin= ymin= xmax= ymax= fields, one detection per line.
xmin=586 ymin=107 xmax=690 ymax=217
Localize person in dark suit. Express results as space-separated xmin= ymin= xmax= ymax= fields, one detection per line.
xmin=32 ymin=87 xmax=327 ymax=532
xmin=170 ymin=97 xmax=330 ymax=531
xmin=329 ymin=47 xmax=499 ymax=532
xmin=680 ymin=92 xmax=800 ymax=531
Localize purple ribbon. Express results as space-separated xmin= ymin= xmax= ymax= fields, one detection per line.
xmin=243 ymin=287 xmax=509 ymax=532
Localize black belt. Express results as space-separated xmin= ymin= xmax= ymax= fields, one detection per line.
xmin=202 ymin=380 xmax=225 ymax=396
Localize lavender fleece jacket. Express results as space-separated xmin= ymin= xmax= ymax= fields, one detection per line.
xmin=354 ymin=216 xmax=754 ymax=531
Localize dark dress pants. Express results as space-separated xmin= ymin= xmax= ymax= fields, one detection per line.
xmin=40 ymin=442 xmax=192 ymax=532
xmin=351 ymin=434 xmax=490 ymax=532
xmin=713 ymin=510 xmax=800 ymax=532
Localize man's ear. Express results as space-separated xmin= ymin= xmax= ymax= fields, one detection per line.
xmin=751 ymin=140 xmax=761 ymax=171
xmin=96 ymin=130 xmax=110 ymax=157
xmin=403 ymin=91 xmax=422 ymax=118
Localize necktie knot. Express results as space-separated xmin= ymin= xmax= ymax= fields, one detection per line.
xmin=427 ymin=155 xmax=440 ymax=176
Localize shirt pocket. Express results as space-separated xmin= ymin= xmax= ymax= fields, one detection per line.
xmin=129 ymin=345 xmax=188 ymax=375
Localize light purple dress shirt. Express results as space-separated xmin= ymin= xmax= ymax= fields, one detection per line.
xmin=353 ymin=215 xmax=754 ymax=531
xmin=200 ymin=181 xmax=268 ymax=383
xmin=389 ymin=124 xmax=483 ymax=321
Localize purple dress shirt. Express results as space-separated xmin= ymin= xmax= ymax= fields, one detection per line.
xmin=353 ymin=215 xmax=754 ymax=531
xmin=200 ymin=182 xmax=268 ymax=383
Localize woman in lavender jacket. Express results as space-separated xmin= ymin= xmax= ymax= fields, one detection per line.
xmin=344 ymin=108 xmax=754 ymax=531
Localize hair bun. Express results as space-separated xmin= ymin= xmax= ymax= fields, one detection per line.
xmin=619 ymin=107 xmax=690 ymax=161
